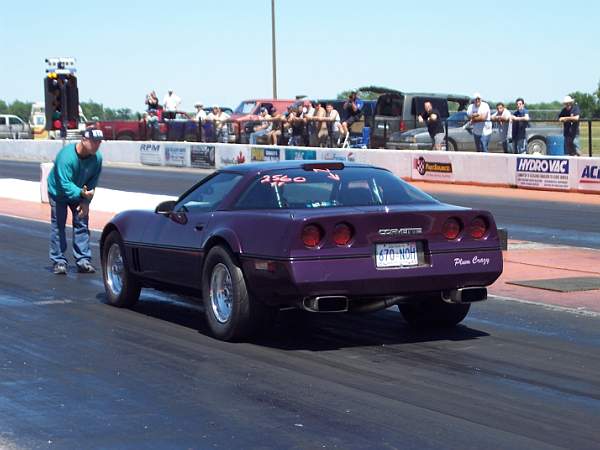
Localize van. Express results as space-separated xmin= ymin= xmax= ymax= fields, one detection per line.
xmin=0 ymin=114 xmax=32 ymax=139
xmin=370 ymin=92 xmax=471 ymax=148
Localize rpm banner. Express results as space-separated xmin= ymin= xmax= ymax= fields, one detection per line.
xmin=139 ymin=143 xmax=164 ymax=166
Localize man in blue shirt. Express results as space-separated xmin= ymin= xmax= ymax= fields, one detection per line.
xmin=558 ymin=95 xmax=581 ymax=156
xmin=47 ymin=129 xmax=103 ymax=274
xmin=511 ymin=98 xmax=530 ymax=154
xmin=340 ymin=92 xmax=364 ymax=138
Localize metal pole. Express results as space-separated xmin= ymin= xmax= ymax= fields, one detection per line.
xmin=60 ymin=78 xmax=68 ymax=139
xmin=271 ymin=0 xmax=277 ymax=99
xmin=588 ymin=120 xmax=592 ymax=157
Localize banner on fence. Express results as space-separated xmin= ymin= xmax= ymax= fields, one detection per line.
xmin=139 ymin=143 xmax=163 ymax=166
xmin=515 ymin=156 xmax=570 ymax=190
xmin=190 ymin=144 xmax=216 ymax=168
xmin=576 ymin=158 xmax=600 ymax=192
xmin=251 ymin=147 xmax=281 ymax=162
xmin=411 ymin=154 xmax=455 ymax=181
xmin=164 ymin=145 xmax=187 ymax=167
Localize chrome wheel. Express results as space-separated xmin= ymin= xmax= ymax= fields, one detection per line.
xmin=106 ymin=243 xmax=124 ymax=297
xmin=210 ymin=263 xmax=233 ymax=323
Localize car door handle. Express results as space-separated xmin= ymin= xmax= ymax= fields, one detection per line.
xmin=195 ymin=223 xmax=204 ymax=231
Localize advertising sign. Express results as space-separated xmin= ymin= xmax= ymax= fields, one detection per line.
xmin=515 ymin=157 xmax=569 ymax=190
xmin=411 ymin=154 xmax=454 ymax=181
xmin=139 ymin=143 xmax=162 ymax=166
xmin=320 ymin=150 xmax=356 ymax=162
xmin=218 ymin=146 xmax=248 ymax=168
xmin=251 ymin=147 xmax=281 ymax=161
xmin=191 ymin=144 xmax=216 ymax=168
xmin=284 ymin=148 xmax=317 ymax=161
xmin=164 ymin=145 xmax=187 ymax=167
xmin=576 ymin=158 xmax=600 ymax=192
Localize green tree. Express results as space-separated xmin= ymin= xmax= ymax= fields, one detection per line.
xmin=80 ymin=100 xmax=106 ymax=120
xmin=0 ymin=100 xmax=7 ymax=114
xmin=337 ymin=86 xmax=399 ymax=100
xmin=569 ymin=91 xmax=597 ymax=118
xmin=8 ymin=100 xmax=33 ymax=121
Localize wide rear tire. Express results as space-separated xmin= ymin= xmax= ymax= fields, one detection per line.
xmin=399 ymin=294 xmax=470 ymax=328
xmin=202 ymin=245 xmax=275 ymax=341
xmin=101 ymin=231 xmax=141 ymax=308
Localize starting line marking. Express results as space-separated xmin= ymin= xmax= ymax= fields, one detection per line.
xmin=488 ymin=294 xmax=600 ymax=318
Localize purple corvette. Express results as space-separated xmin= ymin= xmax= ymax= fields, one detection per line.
xmin=100 ymin=161 xmax=503 ymax=341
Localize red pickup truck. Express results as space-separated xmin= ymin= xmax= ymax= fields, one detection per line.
xmin=97 ymin=111 xmax=197 ymax=141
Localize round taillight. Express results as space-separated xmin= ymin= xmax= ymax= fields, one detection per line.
xmin=53 ymin=119 xmax=62 ymax=130
xmin=469 ymin=216 xmax=488 ymax=239
xmin=333 ymin=223 xmax=353 ymax=246
xmin=302 ymin=224 xmax=322 ymax=248
xmin=442 ymin=218 xmax=462 ymax=240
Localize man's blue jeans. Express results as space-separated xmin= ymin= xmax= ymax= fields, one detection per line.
xmin=514 ymin=138 xmax=527 ymax=154
xmin=49 ymin=196 xmax=92 ymax=266
xmin=474 ymin=134 xmax=490 ymax=152
xmin=249 ymin=129 xmax=270 ymax=145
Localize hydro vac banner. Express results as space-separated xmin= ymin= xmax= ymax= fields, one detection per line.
xmin=515 ymin=156 xmax=570 ymax=190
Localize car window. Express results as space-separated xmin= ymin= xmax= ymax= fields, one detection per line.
xmin=377 ymin=95 xmax=404 ymax=116
xmin=9 ymin=117 xmax=22 ymax=125
xmin=0 ymin=117 xmax=6 ymax=126
xmin=176 ymin=172 xmax=242 ymax=213
xmin=447 ymin=111 xmax=468 ymax=128
xmin=234 ymin=101 xmax=257 ymax=115
xmin=412 ymin=97 xmax=449 ymax=118
xmin=234 ymin=167 xmax=436 ymax=210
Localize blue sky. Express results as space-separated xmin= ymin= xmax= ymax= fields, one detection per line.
xmin=2 ymin=0 xmax=599 ymax=112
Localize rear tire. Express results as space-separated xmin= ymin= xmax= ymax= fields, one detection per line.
xmin=102 ymin=231 xmax=141 ymax=307
xmin=399 ymin=294 xmax=470 ymax=328
xmin=202 ymin=245 xmax=275 ymax=341
xmin=446 ymin=139 xmax=457 ymax=152
xmin=527 ymin=138 xmax=547 ymax=155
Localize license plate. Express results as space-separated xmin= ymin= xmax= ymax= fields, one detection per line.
xmin=376 ymin=242 xmax=419 ymax=268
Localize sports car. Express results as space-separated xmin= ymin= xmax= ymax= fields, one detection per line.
xmin=100 ymin=161 xmax=503 ymax=341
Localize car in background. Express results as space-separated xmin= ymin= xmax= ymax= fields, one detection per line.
xmin=100 ymin=161 xmax=503 ymax=342
xmin=0 ymin=114 xmax=33 ymax=139
xmin=231 ymin=98 xmax=296 ymax=143
xmin=387 ymin=111 xmax=562 ymax=154
xmin=203 ymin=106 xmax=233 ymax=116
xmin=371 ymin=91 xmax=471 ymax=148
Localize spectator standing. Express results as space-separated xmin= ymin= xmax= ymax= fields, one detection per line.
xmin=249 ymin=107 xmax=273 ymax=145
xmin=418 ymin=100 xmax=445 ymax=150
xmin=341 ymin=91 xmax=364 ymax=138
xmin=492 ymin=102 xmax=512 ymax=153
xmin=145 ymin=91 xmax=160 ymax=111
xmin=47 ymin=129 xmax=104 ymax=275
xmin=511 ymin=98 xmax=530 ymax=154
xmin=206 ymin=106 xmax=230 ymax=143
xmin=147 ymin=108 xmax=160 ymax=140
xmin=558 ymin=95 xmax=581 ymax=156
xmin=300 ymin=99 xmax=316 ymax=146
xmin=314 ymin=101 xmax=328 ymax=147
xmin=269 ymin=106 xmax=291 ymax=145
xmin=466 ymin=93 xmax=492 ymax=152
xmin=194 ymin=102 xmax=207 ymax=122
xmin=162 ymin=89 xmax=181 ymax=120
xmin=287 ymin=108 xmax=305 ymax=146
xmin=325 ymin=102 xmax=342 ymax=147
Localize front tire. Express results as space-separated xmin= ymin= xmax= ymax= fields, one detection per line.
xmin=527 ymin=138 xmax=547 ymax=155
xmin=202 ymin=245 xmax=275 ymax=341
xmin=102 ymin=231 xmax=141 ymax=307
xmin=399 ymin=294 xmax=470 ymax=328
xmin=446 ymin=139 xmax=457 ymax=152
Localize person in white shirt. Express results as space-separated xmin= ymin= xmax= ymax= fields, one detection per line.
xmin=162 ymin=90 xmax=181 ymax=120
xmin=249 ymin=107 xmax=273 ymax=145
xmin=206 ymin=106 xmax=230 ymax=143
xmin=325 ymin=102 xmax=342 ymax=147
xmin=194 ymin=102 xmax=207 ymax=122
xmin=491 ymin=102 xmax=512 ymax=153
xmin=466 ymin=92 xmax=492 ymax=152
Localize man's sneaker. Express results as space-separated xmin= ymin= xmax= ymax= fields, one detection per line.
xmin=53 ymin=262 xmax=67 ymax=275
xmin=77 ymin=261 xmax=96 ymax=273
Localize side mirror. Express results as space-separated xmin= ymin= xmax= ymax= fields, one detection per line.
xmin=155 ymin=200 xmax=176 ymax=215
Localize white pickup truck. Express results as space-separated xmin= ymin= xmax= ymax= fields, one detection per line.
xmin=0 ymin=114 xmax=32 ymax=139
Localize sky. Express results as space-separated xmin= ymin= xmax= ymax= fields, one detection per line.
xmin=2 ymin=0 xmax=599 ymax=113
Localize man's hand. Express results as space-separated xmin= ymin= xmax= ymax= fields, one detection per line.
xmin=76 ymin=202 xmax=90 ymax=218
xmin=81 ymin=185 xmax=94 ymax=200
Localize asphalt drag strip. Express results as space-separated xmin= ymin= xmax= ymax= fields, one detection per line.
xmin=1 ymin=215 xmax=600 ymax=449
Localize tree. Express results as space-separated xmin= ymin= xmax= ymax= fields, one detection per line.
xmin=8 ymin=100 xmax=33 ymax=121
xmin=569 ymin=91 xmax=598 ymax=118
xmin=337 ymin=86 xmax=399 ymax=100
xmin=0 ymin=100 xmax=7 ymax=114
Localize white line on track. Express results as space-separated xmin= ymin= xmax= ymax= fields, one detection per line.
xmin=489 ymin=294 xmax=600 ymax=318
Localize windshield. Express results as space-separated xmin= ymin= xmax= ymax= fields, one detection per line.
xmin=235 ymin=167 xmax=437 ymax=209
xmin=234 ymin=101 xmax=258 ymax=115
xmin=447 ymin=111 xmax=468 ymax=128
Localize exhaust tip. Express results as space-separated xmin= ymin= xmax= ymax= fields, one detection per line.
xmin=442 ymin=287 xmax=487 ymax=304
xmin=302 ymin=296 xmax=349 ymax=313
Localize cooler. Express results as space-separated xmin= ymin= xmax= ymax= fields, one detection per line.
xmin=546 ymin=135 xmax=564 ymax=155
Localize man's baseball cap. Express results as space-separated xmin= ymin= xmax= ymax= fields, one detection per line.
xmin=82 ymin=129 xmax=104 ymax=141
xmin=472 ymin=92 xmax=482 ymax=99
xmin=563 ymin=95 xmax=575 ymax=104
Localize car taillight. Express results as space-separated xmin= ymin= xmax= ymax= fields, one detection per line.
xmin=302 ymin=224 xmax=323 ymax=248
xmin=399 ymin=120 xmax=406 ymax=132
xmin=333 ymin=223 xmax=353 ymax=246
xmin=469 ymin=216 xmax=488 ymax=239
xmin=442 ymin=218 xmax=462 ymax=240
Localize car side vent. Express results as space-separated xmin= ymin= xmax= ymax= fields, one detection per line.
xmin=131 ymin=247 xmax=141 ymax=272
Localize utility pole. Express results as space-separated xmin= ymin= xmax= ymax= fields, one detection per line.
xmin=271 ymin=0 xmax=278 ymax=99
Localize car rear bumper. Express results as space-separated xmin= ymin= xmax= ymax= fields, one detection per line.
xmin=241 ymin=248 xmax=503 ymax=306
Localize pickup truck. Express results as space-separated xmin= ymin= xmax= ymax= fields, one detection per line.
xmin=97 ymin=112 xmax=199 ymax=141
xmin=0 ymin=115 xmax=33 ymax=139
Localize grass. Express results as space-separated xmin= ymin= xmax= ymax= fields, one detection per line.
xmin=579 ymin=121 xmax=600 ymax=156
